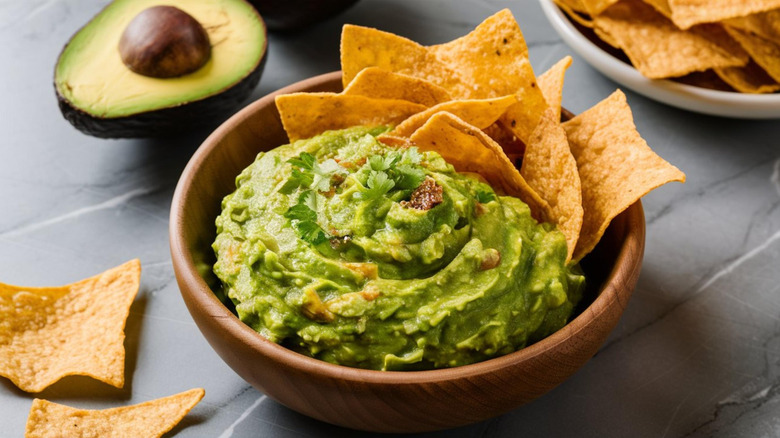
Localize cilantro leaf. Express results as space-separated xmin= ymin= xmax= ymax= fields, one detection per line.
xmin=280 ymin=153 xmax=346 ymax=194
xmin=400 ymin=147 xmax=422 ymax=165
xmin=393 ymin=164 xmax=425 ymax=190
xmin=356 ymin=171 xmax=395 ymax=201
xmin=283 ymin=190 xmax=328 ymax=245
xmin=287 ymin=152 xmax=316 ymax=171
xmin=296 ymin=221 xmax=328 ymax=245
xmin=284 ymin=203 xmax=317 ymax=222
xmin=476 ymin=190 xmax=496 ymax=203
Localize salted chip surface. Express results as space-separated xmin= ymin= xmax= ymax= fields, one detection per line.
xmin=668 ymin=0 xmax=780 ymax=30
xmin=276 ymin=93 xmax=426 ymax=142
xmin=0 ymin=259 xmax=140 ymax=393
xmin=340 ymin=24 xmax=472 ymax=97
xmin=429 ymin=9 xmax=548 ymax=143
xmin=594 ymin=0 xmax=748 ymax=78
xmin=715 ymin=60 xmax=780 ymax=93
xmin=343 ymin=67 xmax=452 ymax=107
xmin=563 ymin=90 xmax=685 ymax=262
xmin=25 ymin=388 xmax=205 ymax=438
xmin=725 ymin=25 xmax=780 ymax=83
xmin=409 ymin=111 xmax=550 ymax=221
xmin=537 ymin=56 xmax=573 ymax=122
xmin=641 ymin=0 xmax=673 ymax=18
xmin=387 ymin=95 xmax=517 ymax=138
xmin=521 ymin=108 xmax=583 ymax=263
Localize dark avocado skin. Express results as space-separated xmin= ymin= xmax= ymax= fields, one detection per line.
xmin=249 ymin=0 xmax=359 ymax=31
xmin=55 ymin=0 xmax=268 ymax=139
xmin=56 ymin=55 xmax=266 ymax=139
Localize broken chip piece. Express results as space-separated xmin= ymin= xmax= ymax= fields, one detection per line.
xmin=24 ymin=388 xmax=205 ymax=438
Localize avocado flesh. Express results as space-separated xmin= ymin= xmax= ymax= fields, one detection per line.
xmin=55 ymin=0 xmax=266 ymax=136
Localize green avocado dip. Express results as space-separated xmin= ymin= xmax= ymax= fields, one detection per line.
xmin=213 ymin=126 xmax=585 ymax=371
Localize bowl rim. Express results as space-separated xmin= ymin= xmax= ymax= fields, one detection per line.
xmin=538 ymin=0 xmax=780 ymax=119
xmin=169 ymin=70 xmax=645 ymax=384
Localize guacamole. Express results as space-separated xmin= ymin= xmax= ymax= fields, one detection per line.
xmin=213 ymin=126 xmax=584 ymax=370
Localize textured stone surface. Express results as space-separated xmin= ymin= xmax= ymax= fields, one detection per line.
xmin=1 ymin=0 xmax=780 ymax=436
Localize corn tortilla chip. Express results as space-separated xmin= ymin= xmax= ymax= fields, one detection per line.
xmin=409 ymin=111 xmax=550 ymax=220
xmin=537 ymin=56 xmax=573 ymax=122
xmin=580 ymin=0 xmax=621 ymax=15
xmin=724 ymin=9 xmax=780 ymax=45
xmin=343 ymin=67 xmax=452 ymax=107
xmin=715 ymin=60 xmax=780 ymax=93
xmin=724 ymin=25 xmax=780 ymax=83
xmin=25 ymin=388 xmax=205 ymax=438
xmin=276 ymin=93 xmax=426 ymax=142
xmin=594 ymin=0 xmax=748 ymax=78
xmin=521 ymin=108 xmax=583 ymax=263
xmin=429 ymin=9 xmax=548 ymax=143
xmin=0 ymin=260 xmax=140 ymax=393
xmin=641 ymin=0 xmax=672 ymax=18
xmin=387 ymin=95 xmax=517 ymax=138
xmin=668 ymin=0 xmax=780 ymax=30
xmin=563 ymin=90 xmax=685 ymax=262
xmin=340 ymin=24 xmax=472 ymax=97
xmin=554 ymin=0 xmax=595 ymax=27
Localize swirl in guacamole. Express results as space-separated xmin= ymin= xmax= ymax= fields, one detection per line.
xmin=213 ymin=126 xmax=584 ymax=370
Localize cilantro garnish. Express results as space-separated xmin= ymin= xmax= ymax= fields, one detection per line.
xmin=284 ymin=190 xmax=328 ymax=245
xmin=476 ymin=190 xmax=496 ymax=203
xmin=356 ymin=171 xmax=395 ymax=201
xmin=279 ymin=152 xmax=346 ymax=194
xmin=360 ymin=148 xmax=426 ymax=196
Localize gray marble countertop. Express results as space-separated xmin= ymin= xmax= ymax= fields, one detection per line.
xmin=2 ymin=0 xmax=780 ymax=437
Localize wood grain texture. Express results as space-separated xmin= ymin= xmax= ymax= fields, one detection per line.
xmin=169 ymin=71 xmax=645 ymax=433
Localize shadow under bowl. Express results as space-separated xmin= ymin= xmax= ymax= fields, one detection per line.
xmin=169 ymin=71 xmax=645 ymax=433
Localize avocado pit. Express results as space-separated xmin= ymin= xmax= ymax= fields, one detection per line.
xmin=118 ymin=6 xmax=211 ymax=78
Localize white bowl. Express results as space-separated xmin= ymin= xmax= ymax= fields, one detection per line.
xmin=539 ymin=0 xmax=780 ymax=119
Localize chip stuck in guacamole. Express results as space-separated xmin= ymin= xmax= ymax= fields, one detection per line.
xmin=213 ymin=127 xmax=585 ymax=370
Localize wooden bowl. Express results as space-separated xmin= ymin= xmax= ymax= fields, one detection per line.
xmin=169 ymin=71 xmax=645 ymax=433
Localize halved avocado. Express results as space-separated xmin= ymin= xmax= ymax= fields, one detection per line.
xmin=54 ymin=0 xmax=267 ymax=138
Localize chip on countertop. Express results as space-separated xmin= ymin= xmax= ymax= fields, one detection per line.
xmin=24 ymin=388 xmax=205 ymax=438
xmin=0 ymin=259 xmax=140 ymax=393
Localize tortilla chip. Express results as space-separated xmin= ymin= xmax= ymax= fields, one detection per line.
xmin=563 ymin=90 xmax=685 ymax=262
xmin=0 ymin=260 xmax=140 ymax=393
xmin=594 ymin=0 xmax=748 ymax=79
xmin=554 ymin=0 xmax=595 ymax=27
xmin=409 ymin=111 xmax=550 ymax=220
xmin=724 ymin=25 xmax=780 ymax=83
xmin=537 ymin=56 xmax=573 ymax=122
xmin=641 ymin=0 xmax=672 ymax=18
xmin=715 ymin=60 xmax=780 ymax=93
xmin=580 ymin=0 xmax=620 ymax=15
xmin=387 ymin=95 xmax=517 ymax=138
xmin=428 ymin=9 xmax=548 ymax=143
xmin=668 ymin=0 xmax=780 ymax=30
xmin=340 ymin=24 xmax=472 ymax=97
xmin=343 ymin=67 xmax=452 ymax=107
xmin=276 ymin=93 xmax=426 ymax=142
xmin=521 ymin=108 xmax=583 ymax=263
xmin=25 ymin=388 xmax=204 ymax=438
xmin=724 ymin=9 xmax=780 ymax=45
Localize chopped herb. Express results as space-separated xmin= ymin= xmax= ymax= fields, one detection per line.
xmin=356 ymin=170 xmax=395 ymax=201
xmin=284 ymin=189 xmax=328 ymax=245
xmin=279 ymin=152 xmax=346 ymax=194
xmin=476 ymin=190 xmax=496 ymax=203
